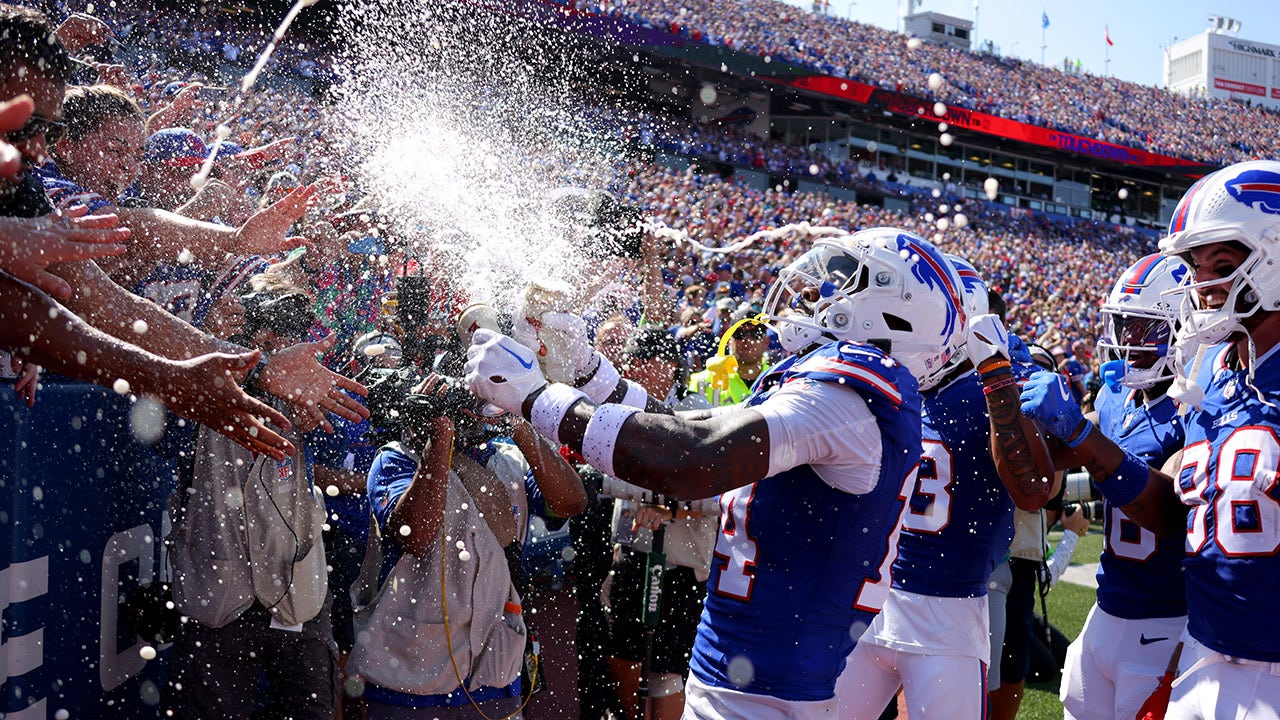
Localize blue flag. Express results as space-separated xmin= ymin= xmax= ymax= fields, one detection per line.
xmin=1042 ymin=11 xmax=1050 ymax=28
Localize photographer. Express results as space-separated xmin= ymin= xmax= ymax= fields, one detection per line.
xmin=164 ymin=272 xmax=338 ymax=719
xmin=349 ymin=367 xmax=586 ymax=719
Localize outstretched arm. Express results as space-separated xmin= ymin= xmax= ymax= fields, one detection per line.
xmin=467 ymin=329 xmax=771 ymax=499
xmin=1020 ymin=370 xmax=1185 ymax=536
xmin=0 ymin=271 xmax=295 ymax=458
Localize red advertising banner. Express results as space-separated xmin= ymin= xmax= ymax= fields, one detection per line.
xmin=787 ymin=75 xmax=1206 ymax=170
xmin=1270 ymin=87 xmax=1280 ymax=99
xmin=1214 ymin=78 xmax=1265 ymax=96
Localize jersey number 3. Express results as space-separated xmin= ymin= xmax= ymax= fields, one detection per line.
xmin=904 ymin=439 xmax=954 ymax=534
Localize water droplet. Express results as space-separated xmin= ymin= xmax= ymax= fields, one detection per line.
xmin=727 ymin=655 xmax=755 ymax=687
xmin=939 ymin=132 xmax=954 ymax=146
xmin=399 ymin=525 xmax=411 ymax=536
xmin=927 ymin=72 xmax=944 ymax=91
xmin=132 ymin=319 xmax=148 ymax=334
xmin=112 ymin=379 xmax=130 ymax=395
xmin=907 ymin=37 xmax=924 ymax=50
xmin=127 ymin=394 xmax=164 ymax=446
xmin=325 ymin=485 xmax=340 ymax=497
xmin=139 ymin=645 xmax=157 ymax=660
xmin=458 ymin=550 xmax=472 ymax=561
xmin=933 ymin=102 xmax=947 ymax=117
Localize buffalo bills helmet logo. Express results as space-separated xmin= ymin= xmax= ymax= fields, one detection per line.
xmin=1225 ymin=169 xmax=1280 ymax=216
xmin=895 ymin=233 xmax=963 ymax=341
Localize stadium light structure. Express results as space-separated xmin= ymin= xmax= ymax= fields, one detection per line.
xmin=1207 ymin=15 xmax=1242 ymax=35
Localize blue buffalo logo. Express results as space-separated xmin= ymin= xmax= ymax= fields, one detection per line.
xmin=1225 ymin=169 xmax=1280 ymax=216
xmin=895 ymin=233 xmax=964 ymax=341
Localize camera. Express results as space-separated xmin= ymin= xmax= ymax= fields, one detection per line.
xmin=1064 ymin=499 xmax=1107 ymax=522
xmin=239 ymin=290 xmax=316 ymax=340
xmin=546 ymin=188 xmax=645 ymax=260
xmin=362 ymin=366 xmax=485 ymax=433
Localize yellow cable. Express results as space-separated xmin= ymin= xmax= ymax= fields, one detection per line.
xmin=439 ymin=434 xmax=538 ymax=720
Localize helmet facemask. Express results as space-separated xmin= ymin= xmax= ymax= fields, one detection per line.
xmin=762 ymin=231 xmax=963 ymax=381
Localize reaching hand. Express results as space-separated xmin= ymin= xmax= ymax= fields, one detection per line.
xmin=259 ymin=335 xmax=369 ymax=433
xmin=0 ymin=95 xmax=34 ymax=183
xmin=234 ymin=184 xmax=315 ymax=255
xmin=965 ymin=313 xmax=1011 ymax=364
xmin=54 ymin=13 xmax=113 ymax=52
xmin=155 ymin=350 xmax=296 ymax=460
xmin=0 ymin=208 xmax=130 ymax=298
xmin=14 ymin=361 xmax=39 ymax=408
xmin=1019 ymin=370 xmax=1089 ymax=445
xmin=464 ymin=329 xmax=548 ymax=416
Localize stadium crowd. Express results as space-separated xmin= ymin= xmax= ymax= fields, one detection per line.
xmin=586 ymin=0 xmax=1280 ymax=166
xmin=7 ymin=1 xmax=1262 ymax=719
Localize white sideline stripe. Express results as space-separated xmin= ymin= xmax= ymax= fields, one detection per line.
xmin=1061 ymin=563 xmax=1100 ymax=589
xmin=0 ymin=556 xmax=50 ymax=613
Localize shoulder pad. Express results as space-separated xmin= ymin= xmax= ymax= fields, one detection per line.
xmin=787 ymin=342 xmax=905 ymax=407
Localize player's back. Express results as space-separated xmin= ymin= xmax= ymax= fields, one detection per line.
xmin=689 ymin=341 xmax=922 ymax=701
xmin=892 ymin=369 xmax=1015 ymax=598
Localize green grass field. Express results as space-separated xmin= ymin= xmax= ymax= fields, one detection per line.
xmin=1017 ymin=526 xmax=1105 ymax=720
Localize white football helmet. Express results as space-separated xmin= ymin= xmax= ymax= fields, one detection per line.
xmin=917 ymin=254 xmax=989 ymax=390
xmin=1159 ymin=160 xmax=1280 ymax=346
xmin=1096 ymin=253 xmax=1187 ymax=390
xmin=762 ymin=227 xmax=967 ymax=382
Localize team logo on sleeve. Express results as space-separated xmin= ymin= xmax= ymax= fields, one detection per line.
xmin=1225 ymin=169 xmax=1280 ymax=216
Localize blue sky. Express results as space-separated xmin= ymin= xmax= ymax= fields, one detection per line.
xmin=780 ymin=0 xmax=1276 ymax=88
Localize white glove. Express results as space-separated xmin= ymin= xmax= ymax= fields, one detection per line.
xmin=512 ymin=310 xmax=596 ymax=384
xmin=464 ymin=329 xmax=548 ymax=416
xmin=965 ymin=313 xmax=1011 ymax=364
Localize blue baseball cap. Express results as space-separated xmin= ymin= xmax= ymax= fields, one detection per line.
xmin=162 ymin=81 xmax=187 ymax=97
xmin=144 ymin=128 xmax=209 ymax=167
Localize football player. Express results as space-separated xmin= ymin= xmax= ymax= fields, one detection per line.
xmin=1058 ymin=254 xmax=1189 ymax=720
xmin=466 ymin=228 xmax=979 ymax=718
xmin=836 ymin=256 xmax=1057 ymax=720
xmin=1021 ymin=159 xmax=1280 ymax=720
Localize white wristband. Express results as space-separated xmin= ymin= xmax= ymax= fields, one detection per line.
xmin=579 ymin=352 xmax=621 ymax=403
xmin=529 ymin=383 xmax=587 ymax=445
xmin=581 ymin=403 xmax=641 ymax=479
xmin=620 ymin=380 xmax=649 ymax=409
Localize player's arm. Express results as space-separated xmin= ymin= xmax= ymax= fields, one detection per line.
xmin=1020 ymin=371 xmax=1185 ymax=536
xmin=467 ymin=329 xmax=772 ymax=498
xmin=966 ymin=315 xmax=1058 ymax=510
xmin=551 ymin=398 xmax=771 ymax=499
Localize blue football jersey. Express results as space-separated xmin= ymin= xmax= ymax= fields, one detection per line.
xmin=892 ymin=369 xmax=1015 ymax=598
xmin=1176 ymin=344 xmax=1280 ymax=661
xmin=134 ymin=263 xmax=210 ymax=324
xmin=1093 ymin=383 xmax=1187 ymax=620
xmin=688 ymin=341 xmax=923 ymax=701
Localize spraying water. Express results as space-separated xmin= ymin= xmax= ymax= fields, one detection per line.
xmin=333 ymin=0 xmax=637 ymax=311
